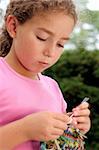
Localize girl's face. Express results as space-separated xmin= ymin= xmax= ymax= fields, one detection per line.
xmin=6 ymin=12 xmax=74 ymax=78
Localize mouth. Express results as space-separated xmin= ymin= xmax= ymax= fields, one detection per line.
xmin=38 ymin=61 xmax=49 ymax=66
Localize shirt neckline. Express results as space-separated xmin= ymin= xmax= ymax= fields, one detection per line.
xmin=0 ymin=57 xmax=42 ymax=83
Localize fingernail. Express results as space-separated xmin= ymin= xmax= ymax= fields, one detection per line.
xmin=73 ymin=118 xmax=77 ymax=125
xmin=67 ymin=117 xmax=73 ymax=124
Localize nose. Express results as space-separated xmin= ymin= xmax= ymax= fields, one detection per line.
xmin=43 ymin=43 xmax=56 ymax=57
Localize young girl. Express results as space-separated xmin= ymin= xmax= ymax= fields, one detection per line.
xmin=0 ymin=0 xmax=90 ymax=149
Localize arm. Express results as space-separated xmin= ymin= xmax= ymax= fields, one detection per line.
xmin=0 ymin=111 xmax=71 ymax=150
xmin=0 ymin=118 xmax=28 ymax=150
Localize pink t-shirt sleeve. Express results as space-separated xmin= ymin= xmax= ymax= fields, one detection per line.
xmin=61 ymin=96 xmax=67 ymax=112
xmin=58 ymin=87 xmax=67 ymax=113
xmin=46 ymin=77 xmax=67 ymax=113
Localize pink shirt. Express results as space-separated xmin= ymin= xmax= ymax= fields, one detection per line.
xmin=0 ymin=57 xmax=67 ymax=150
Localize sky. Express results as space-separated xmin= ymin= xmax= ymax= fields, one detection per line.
xmin=0 ymin=0 xmax=9 ymax=11
xmin=87 ymin=0 xmax=99 ymax=11
xmin=0 ymin=0 xmax=8 ymax=12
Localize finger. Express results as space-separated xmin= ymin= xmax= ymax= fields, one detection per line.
xmin=52 ymin=127 xmax=64 ymax=136
xmin=74 ymin=123 xmax=90 ymax=134
xmin=73 ymin=116 xmax=89 ymax=123
xmin=53 ymin=120 xmax=67 ymax=130
xmin=73 ymin=109 xmax=90 ymax=117
xmin=46 ymin=135 xmax=60 ymax=141
xmin=44 ymin=134 xmax=60 ymax=141
xmin=67 ymin=112 xmax=73 ymax=116
xmin=73 ymin=102 xmax=89 ymax=111
xmin=53 ymin=113 xmax=70 ymax=123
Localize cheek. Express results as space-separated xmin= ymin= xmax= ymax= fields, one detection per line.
xmin=17 ymin=31 xmax=33 ymax=47
xmin=55 ymin=50 xmax=63 ymax=58
xmin=52 ymin=50 xmax=63 ymax=63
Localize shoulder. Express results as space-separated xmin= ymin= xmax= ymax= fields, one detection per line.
xmin=0 ymin=57 xmax=6 ymax=73
xmin=40 ymin=73 xmax=59 ymax=87
xmin=0 ymin=57 xmax=8 ymax=86
xmin=40 ymin=74 xmax=67 ymax=112
xmin=40 ymin=73 xmax=62 ymax=95
xmin=0 ymin=57 xmax=4 ymax=79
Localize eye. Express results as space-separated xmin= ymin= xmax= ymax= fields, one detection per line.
xmin=57 ymin=43 xmax=64 ymax=48
xmin=36 ymin=36 xmax=47 ymax=41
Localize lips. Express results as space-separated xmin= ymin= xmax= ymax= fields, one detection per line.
xmin=39 ymin=61 xmax=49 ymax=66
xmin=40 ymin=61 xmax=48 ymax=64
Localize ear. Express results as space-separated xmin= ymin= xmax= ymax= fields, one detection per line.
xmin=6 ymin=15 xmax=19 ymax=38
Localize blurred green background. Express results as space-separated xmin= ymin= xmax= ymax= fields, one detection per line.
xmin=0 ymin=0 xmax=99 ymax=149
xmin=44 ymin=49 xmax=99 ymax=149
xmin=44 ymin=1 xmax=99 ymax=149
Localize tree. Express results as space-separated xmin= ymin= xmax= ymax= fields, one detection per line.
xmin=44 ymin=49 xmax=99 ymax=150
xmin=64 ymin=0 xmax=99 ymax=51
xmin=0 ymin=0 xmax=4 ymax=28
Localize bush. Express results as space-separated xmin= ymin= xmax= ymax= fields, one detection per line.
xmin=44 ymin=49 xmax=99 ymax=149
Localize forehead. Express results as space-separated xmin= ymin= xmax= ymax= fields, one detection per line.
xmin=26 ymin=12 xmax=74 ymax=35
xmin=32 ymin=11 xmax=74 ymax=23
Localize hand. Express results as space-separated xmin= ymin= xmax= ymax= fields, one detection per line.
xmin=23 ymin=111 xmax=70 ymax=141
xmin=72 ymin=102 xmax=91 ymax=134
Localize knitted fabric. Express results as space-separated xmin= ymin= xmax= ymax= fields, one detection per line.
xmin=40 ymin=124 xmax=86 ymax=150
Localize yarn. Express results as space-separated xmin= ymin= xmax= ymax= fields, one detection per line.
xmin=40 ymin=124 xmax=87 ymax=150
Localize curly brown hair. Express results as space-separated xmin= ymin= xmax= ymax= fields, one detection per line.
xmin=0 ymin=0 xmax=77 ymax=57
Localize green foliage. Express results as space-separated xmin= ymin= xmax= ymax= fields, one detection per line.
xmin=70 ymin=8 xmax=99 ymax=51
xmin=44 ymin=49 xmax=99 ymax=149
xmin=80 ymin=9 xmax=99 ymax=30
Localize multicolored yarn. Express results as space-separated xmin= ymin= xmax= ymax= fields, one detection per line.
xmin=40 ymin=97 xmax=89 ymax=150
xmin=40 ymin=124 xmax=87 ymax=150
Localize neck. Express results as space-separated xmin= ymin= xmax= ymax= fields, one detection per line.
xmin=5 ymin=48 xmax=39 ymax=80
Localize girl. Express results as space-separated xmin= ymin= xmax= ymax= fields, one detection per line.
xmin=0 ymin=0 xmax=90 ymax=149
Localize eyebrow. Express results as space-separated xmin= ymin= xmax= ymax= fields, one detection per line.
xmin=38 ymin=27 xmax=70 ymax=41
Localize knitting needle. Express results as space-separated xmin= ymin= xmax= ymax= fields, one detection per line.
xmin=81 ymin=97 xmax=89 ymax=103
